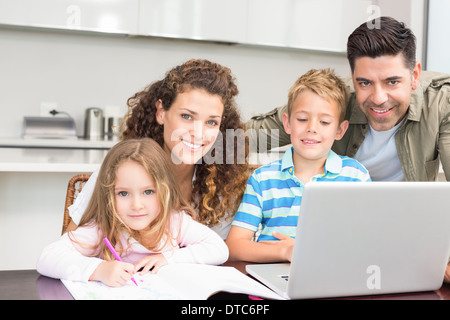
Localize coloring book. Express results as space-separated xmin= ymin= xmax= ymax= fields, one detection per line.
xmin=62 ymin=263 xmax=283 ymax=300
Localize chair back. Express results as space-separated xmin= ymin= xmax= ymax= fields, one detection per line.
xmin=62 ymin=174 xmax=91 ymax=234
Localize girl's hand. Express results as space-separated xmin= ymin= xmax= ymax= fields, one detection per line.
xmin=90 ymin=260 xmax=136 ymax=287
xmin=134 ymin=253 xmax=168 ymax=275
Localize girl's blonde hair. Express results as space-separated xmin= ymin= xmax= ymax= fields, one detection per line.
xmin=74 ymin=138 xmax=194 ymax=260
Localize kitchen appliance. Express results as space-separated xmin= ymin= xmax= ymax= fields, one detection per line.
xmin=84 ymin=107 xmax=104 ymax=140
xmin=22 ymin=116 xmax=77 ymax=139
xmin=106 ymin=117 xmax=121 ymax=141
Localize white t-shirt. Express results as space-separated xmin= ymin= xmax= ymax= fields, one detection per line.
xmin=354 ymin=119 xmax=405 ymax=181
xmin=68 ymin=167 xmax=232 ymax=240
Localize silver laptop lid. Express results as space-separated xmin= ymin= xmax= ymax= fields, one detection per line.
xmin=287 ymin=182 xmax=450 ymax=299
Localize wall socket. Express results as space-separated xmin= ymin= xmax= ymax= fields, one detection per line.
xmin=40 ymin=102 xmax=58 ymax=116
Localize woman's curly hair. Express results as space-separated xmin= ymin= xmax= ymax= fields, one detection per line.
xmin=121 ymin=59 xmax=250 ymax=226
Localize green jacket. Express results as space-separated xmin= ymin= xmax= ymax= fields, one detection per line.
xmin=246 ymin=71 xmax=450 ymax=181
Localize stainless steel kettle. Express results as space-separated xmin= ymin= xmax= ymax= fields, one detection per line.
xmin=84 ymin=107 xmax=104 ymax=140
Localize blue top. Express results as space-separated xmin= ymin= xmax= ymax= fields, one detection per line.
xmin=232 ymin=147 xmax=371 ymax=241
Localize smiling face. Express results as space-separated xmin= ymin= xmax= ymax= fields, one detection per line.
xmin=283 ymin=89 xmax=348 ymax=165
xmin=156 ymin=88 xmax=224 ymax=165
xmin=114 ymin=160 xmax=161 ymax=231
xmin=352 ymin=54 xmax=421 ymax=131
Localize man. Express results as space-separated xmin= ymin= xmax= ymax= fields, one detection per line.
xmin=246 ymin=16 xmax=450 ymax=283
xmin=247 ymin=16 xmax=450 ymax=182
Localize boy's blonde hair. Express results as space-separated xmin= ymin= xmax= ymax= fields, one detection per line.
xmin=74 ymin=138 xmax=194 ymax=260
xmin=287 ymin=68 xmax=349 ymax=122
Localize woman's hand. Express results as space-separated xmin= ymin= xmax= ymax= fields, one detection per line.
xmin=134 ymin=253 xmax=168 ymax=275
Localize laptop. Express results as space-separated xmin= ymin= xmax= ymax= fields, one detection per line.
xmin=246 ymin=182 xmax=450 ymax=299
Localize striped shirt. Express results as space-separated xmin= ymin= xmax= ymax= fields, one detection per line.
xmin=232 ymin=147 xmax=371 ymax=241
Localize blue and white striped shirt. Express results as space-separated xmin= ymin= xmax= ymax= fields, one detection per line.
xmin=232 ymin=147 xmax=371 ymax=241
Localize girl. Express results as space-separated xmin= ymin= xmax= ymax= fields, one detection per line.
xmin=37 ymin=138 xmax=229 ymax=287
xmin=67 ymin=59 xmax=250 ymax=239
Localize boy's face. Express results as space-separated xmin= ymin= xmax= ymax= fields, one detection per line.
xmin=283 ymin=89 xmax=348 ymax=164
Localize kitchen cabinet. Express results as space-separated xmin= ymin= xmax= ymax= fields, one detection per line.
xmin=139 ymin=0 xmax=372 ymax=52
xmin=0 ymin=0 xmax=139 ymax=34
xmin=246 ymin=0 xmax=373 ymax=52
xmin=139 ymin=0 xmax=247 ymax=43
xmin=427 ymin=0 xmax=450 ymax=73
xmin=0 ymin=0 xmax=375 ymax=53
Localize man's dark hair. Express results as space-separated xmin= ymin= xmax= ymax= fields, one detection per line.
xmin=347 ymin=16 xmax=416 ymax=72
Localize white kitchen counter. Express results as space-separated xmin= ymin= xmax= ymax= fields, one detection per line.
xmin=0 ymin=147 xmax=108 ymax=172
xmin=0 ymin=145 xmax=110 ymax=270
xmin=0 ymin=137 xmax=116 ymax=149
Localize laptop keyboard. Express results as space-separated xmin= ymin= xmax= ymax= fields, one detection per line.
xmin=280 ymin=275 xmax=289 ymax=281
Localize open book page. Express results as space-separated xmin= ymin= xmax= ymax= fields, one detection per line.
xmin=62 ymin=263 xmax=284 ymax=300
xmin=62 ymin=272 xmax=183 ymax=300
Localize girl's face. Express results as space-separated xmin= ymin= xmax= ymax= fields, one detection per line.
xmin=156 ymin=88 xmax=224 ymax=165
xmin=114 ymin=160 xmax=161 ymax=231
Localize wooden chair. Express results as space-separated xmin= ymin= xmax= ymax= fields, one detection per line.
xmin=249 ymin=164 xmax=261 ymax=172
xmin=62 ymin=174 xmax=91 ymax=234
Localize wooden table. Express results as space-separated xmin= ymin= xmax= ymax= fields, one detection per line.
xmin=2 ymin=262 xmax=450 ymax=300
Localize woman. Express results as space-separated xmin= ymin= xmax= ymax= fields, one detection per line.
xmin=67 ymin=59 xmax=250 ymax=239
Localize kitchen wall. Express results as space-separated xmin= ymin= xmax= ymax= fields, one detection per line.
xmin=0 ymin=0 xmax=426 ymax=139
xmin=427 ymin=0 xmax=450 ymax=73
xmin=0 ymin=27 xmax=349 ymax=138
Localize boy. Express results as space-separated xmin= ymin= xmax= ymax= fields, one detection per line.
xmin=226 ymin=69 xmax=371 ymax=262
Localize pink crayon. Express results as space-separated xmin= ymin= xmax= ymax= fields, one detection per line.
xmin=103 ymin=237 xmax=138 ymax=286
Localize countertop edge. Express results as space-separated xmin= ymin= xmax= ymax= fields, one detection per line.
xmin=0 ymin=137 xmax=116 ymax=149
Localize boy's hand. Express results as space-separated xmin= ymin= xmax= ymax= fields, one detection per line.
xmin=444 ymin=265 xmax=450 ymax=283
xmin=259 ymin=232 xmax=295 ymax=261
xmin=90 ymin=260 xmax=136 ymax=287
xmin=134 ymin=253 xmax=168 ymax=275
